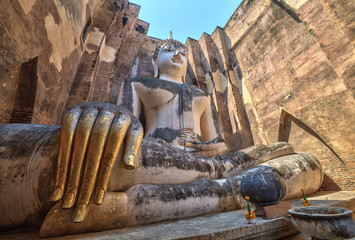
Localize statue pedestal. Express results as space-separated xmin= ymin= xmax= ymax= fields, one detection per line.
xmin=2 ymin=191 xmax=354 ymax=239
xmin=0 ymin=208 xmax=299 ymax=240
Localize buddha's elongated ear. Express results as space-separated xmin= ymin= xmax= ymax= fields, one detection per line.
xmin=152 ymin=56 xmax=159 ymax=78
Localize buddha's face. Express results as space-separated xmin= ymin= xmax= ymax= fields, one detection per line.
xmin=154 ymin=42 xmax=188 ymax=82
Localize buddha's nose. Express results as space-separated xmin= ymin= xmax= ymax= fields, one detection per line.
xmin=173 ymin=50 xmax=181 ymax=58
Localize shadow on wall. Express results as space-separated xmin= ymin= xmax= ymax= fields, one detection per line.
xmin=320 ymin=174 xmax=342 ymax=191
xmin=10 ymin=57 xmax=38 ymax=124
xmin=217 ymin=32 xmax=254 ymax=148
xmin=277 ymin=108 xmax=354 ymax=191
xmin=278 ymin=108 xmax=344 ymax=165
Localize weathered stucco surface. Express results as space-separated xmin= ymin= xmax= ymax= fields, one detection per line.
xmin=0 ymin=0 xmax=354 ymax=191
xmin=0 ymin=0 xmax=103 ymax=124
xmin=223 ymin=0 xmax=355 ymax=190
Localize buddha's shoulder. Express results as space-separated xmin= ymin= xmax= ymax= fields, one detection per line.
xmin=124 ymin=78 xmax=208 ymax=96
xmin=124 ymin=77 xmax=182 ymax=94
xmin=190 ymin=84 xmax=208 ymax=97
xmin=125 ymin=77 xmax=178 ymax=87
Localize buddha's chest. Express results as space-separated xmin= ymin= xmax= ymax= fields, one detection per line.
xmin=132 ymin=81 xmax=208 ymax=112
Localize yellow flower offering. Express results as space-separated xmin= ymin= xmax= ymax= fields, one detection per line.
xmin=302 ymin=199 xmax=311 ymax=206
xmin=245 ymin=210 xmax=256 ymax=220
xmin=244 ymin=196 xmax=256 ymax=221
xmin=301 ymin=189 xmax=311 ymax=206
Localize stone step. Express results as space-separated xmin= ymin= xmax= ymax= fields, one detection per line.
xmin=1 ymin=191 xmax=354 ymax=240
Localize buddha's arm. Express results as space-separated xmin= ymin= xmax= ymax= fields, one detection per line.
xmin=50 ymin=102 xmax=143 ymax=223
xmin=186 ymin=97 xmax=228 ymax=157
xmin=117 ymin=78 xmax=142 ymax=118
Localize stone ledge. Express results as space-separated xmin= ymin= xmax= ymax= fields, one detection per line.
xmin=1 ymin=191 xmax=354 ymax=240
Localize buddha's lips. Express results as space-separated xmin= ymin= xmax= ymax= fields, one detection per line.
xmin=171 ymin=57 xmax=183 ymax=64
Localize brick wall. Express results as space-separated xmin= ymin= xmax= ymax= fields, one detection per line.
xmin=223 ymin=0 xmax=355 ymax=191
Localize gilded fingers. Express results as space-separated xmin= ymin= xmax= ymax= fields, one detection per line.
xmin=123 ymin=117 xmax=143 ymax=170
xmin=94 ymin=114 xmax=132 ymax=205
xmin=73 ymin=110 xmax=115 ymax=222
xmin=51 ymin=102 xmax=143 ymax=223
xmin=62 ymin=108 xmax=99 ymax=208
xmin=51 ymin=106 xmax=82 ymax=201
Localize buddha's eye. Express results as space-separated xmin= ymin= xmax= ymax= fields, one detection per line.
xmin=179 ymin=48 xmax=187 ymax=56
xmin=163 ymin=44 xmax=175 ymax=52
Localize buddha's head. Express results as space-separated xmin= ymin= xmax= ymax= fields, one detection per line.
xmin=153 ymin=31 xmax=187 ymax=83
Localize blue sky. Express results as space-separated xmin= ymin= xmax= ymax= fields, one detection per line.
xmin=130 ymin=0 xmax=242 ymax=42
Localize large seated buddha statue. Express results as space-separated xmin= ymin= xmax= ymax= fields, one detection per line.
xmin=0 ymin=33 xmax=323 ymax=238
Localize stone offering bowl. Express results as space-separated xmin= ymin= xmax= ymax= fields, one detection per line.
xmin=288 ymin=206 xmax=355 ymax=240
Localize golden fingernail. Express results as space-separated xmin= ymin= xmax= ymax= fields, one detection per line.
xmin=50 ymin=187 xmax=62 ymax=201
xmin=73 ymin=203 xmax=87 ymax=223
xmin=62 ymin=193 xmax=75 ymax=208
xmin=124 ymin=154 xmax=136 ymax=170
xmin=94 ymin=189 xmax=105 ymax=205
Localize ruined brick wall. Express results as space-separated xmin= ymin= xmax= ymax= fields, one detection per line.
xmin=0 ymin=0 xmax=105 ymax=125
xmin=184 ymin=30 xmax=254 ymax=152
xmin=0 ymin=0 xmax=157 ymax=125
xmin=223 ymin=0 xmax=355 ymax=190
xmin=63 ymin=2 xmax=159 ymax=111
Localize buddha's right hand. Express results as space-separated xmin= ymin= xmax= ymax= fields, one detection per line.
xmin=49 ymin=102 xmax=143 ymax=223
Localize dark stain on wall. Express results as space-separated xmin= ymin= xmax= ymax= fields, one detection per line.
xmin=57 ymin=0 xmax=83 ymax=25
xmin=10 ymin=57 xmax=38 ymax=123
